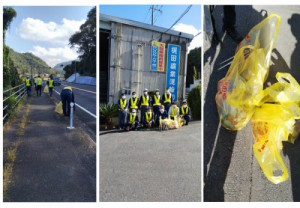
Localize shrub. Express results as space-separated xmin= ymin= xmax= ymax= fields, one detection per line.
xmin=100 ymin=103 xmax=118 ymax=125
xmin=188 ymin=83 xmax=201 ymax=120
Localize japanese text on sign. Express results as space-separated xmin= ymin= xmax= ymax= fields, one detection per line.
xmin=150 ymin=41 xmax=165 ymax=72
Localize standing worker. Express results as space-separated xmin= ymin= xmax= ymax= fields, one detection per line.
xmin=128 ymin=91 xmax=139 ymax=112
xmin=25 ymin=76 xmax=32 ymax=97
xmin=36 ymin=75 xmax=43 ymax=96
xmin=60 ymin=86 xmax=75 ymax=116
xmin=168 ymin=101 xmax=179 ymax=120
xmin=162 ymin=88 xmax=173 ymax=113
xmin=152 ymin=89 xmax=161 ymax=122
xmin=47 ymin=77 xmax=54 ymax=97
xmin=118 ymin=93 xmax=128 ymax=130
xmin=138 ymin=89 xmax=150 ymax=124
xmin=33 ymin=76 xmax=37 ymax=94
xmin=180 ymin=99 xmax=191 ymax=125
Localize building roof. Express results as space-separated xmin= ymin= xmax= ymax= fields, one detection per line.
xmin=100 ymin=13 xmax=194 ymax=40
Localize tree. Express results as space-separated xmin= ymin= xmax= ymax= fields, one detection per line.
xmin=69 ymin=7 xmax=96 ymax=77
xmin=3 ymin=7 xmax=17 ymax=40
xmin=186 ymin=47 xmax=201 ymax=87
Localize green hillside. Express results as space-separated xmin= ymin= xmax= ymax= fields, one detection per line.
xmin=8 ymin=47 xmax=57 ymax=75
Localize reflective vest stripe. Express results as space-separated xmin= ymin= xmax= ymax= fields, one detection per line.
xmin=64 ymin=87 xmax=72 ymax=91
xmin=181 ymin=107 xmax=188 ymax=115
xmin=130 ymin=98 xmax=138 ymax=109
xmin=37 ymin=78 xmax=42 ymax=85
xmin=170 ymin=106 xmax=178 ymax=117
xmin=25 ymin=79 xmax=30 ymax=86
xmin=164 ymin=93 xmax=171 ymax=103
xmin=129 ymin=114 xmax=136 ymax=124
xmin=120 ymin=99 xmax=127 ymax=109
xmin=153 ymin=95 xmax=161 ymax=106
xmin=145 ymin=113 xmax=152 ymax=122
xmin=141 ymin=95 xmax=149 ymax=106
xmin=49 ymin=80 xmax=53 ymax=87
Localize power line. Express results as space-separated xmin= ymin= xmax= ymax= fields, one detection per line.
xmin=143 ymin=7 xmax=151 ymax=23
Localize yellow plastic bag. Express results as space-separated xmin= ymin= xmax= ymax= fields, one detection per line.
xmin=257 ymin=72 xmax=300 ymax=104
xmin=216 ymin=46 xmax=268 ymax=130
xmin=43 ymin=85 xmax=49 ymax=93
xmin=55 ymin=101 xmax=63 ymax=115
xmin=252 ymin=103 xmax=300 ymax=184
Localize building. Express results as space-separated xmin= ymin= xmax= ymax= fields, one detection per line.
xmin=100 ymin=13 xmax=194 ymax=104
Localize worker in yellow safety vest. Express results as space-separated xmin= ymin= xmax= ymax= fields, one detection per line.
xmin=47 ymin=77 xmax=54 ymax=97
xmin=35 ymin=75 xmax=43 ymax=96
xmin=60 ymin=86 xmax=75 ymax=116
xmin=162 ymin=88 xmax=173 ymax=113
xmin=152 ymin=89 xmax=161 ymax=124
xmin=125 ymin=109 xmax=139 ymax=131
xmin=128 ymin=91 xmax=139 ymax=112
xmin=25 ymin=76 xmax=32 ymax=97
xmin=143 ymin=107 xmax=154 ymax=128
xmin=138 ymin=88 xmax=150 ymax=124
xmin=118 ymin=93 xmax=128 ymax=130
xmin=180 ymin=99 xmax=191 ymax=125
xmin=168 ymin=101 xmax=179 ymax=120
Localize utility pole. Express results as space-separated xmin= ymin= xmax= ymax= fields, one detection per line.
xmin=150 ymin=5 xmax=162 ymax=25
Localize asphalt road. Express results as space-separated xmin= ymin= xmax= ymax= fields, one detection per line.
xmin=100 ymin=121 xmax=201 ymax=202
xmin=52 ymin=81 xmax=96 ymax=137
xmin=204 ymin=5 xmax=300 ymax=202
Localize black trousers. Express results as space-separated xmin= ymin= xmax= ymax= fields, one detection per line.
xmin=36 ymin=85 xmax=42 ymax=96
xmin=60 ymin=90 xmax=72 ymax=116
xmin=223 ymin=6 xmax=236 ymax=29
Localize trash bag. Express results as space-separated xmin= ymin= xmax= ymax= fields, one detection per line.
xmin=257 ymin=72 xmax=300 ymax=104
xmin=159 ymin=117 xmax=183 ymax=130
xmin=43 ymin=85 xmax=49 ymax=93
xmin=216 ymin=14 xmax=281 ymax=131
xmin=215 ymin=46 xmax=268 ymax=130
xmin=252 ymin=103 xmax=300 ymax=184
xmin=55 ymin=101 xmax=63 ymax=115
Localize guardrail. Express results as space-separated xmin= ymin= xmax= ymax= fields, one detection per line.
xmin=3 ymin=83 xmax=27 ymax=120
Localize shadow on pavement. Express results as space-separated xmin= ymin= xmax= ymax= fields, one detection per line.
xmin=282 ymin=13 xmax=300 ymax=202
xmin=203 ymin=5 xmax=264 ymax=202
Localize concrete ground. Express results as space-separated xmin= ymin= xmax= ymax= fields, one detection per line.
xmin=3 ymin=92 xmax=96 ymax=202
xmin=204 ymin=5 xmax=300 ymax=202
xmin=100 ymin=121 xmax=201 ymax=202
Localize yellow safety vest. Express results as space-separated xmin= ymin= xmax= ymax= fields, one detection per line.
xmin=164 ymin=93 xmax=171 ymax=103
xmin=64 ymin=86 xmax=72 ymax=91
xmin=153 ymin=95 xmax=161 ymax=106
xmin=170 ymin=106 xmax=179 ymax=117
xmin=25 ymin=79 xmax=31 ymax=86
xmin=33 ymin=78 xmax=36 ymax=84
xmin=129 ymin=114 xmax=136 ymax=124
xmin=130 ymin=98 xmax=138 ymax=109
xmin=141 ymin=95 xmax=149 ymax=106
xmin=37 ymin=78 xmax=42 ymax=86
xmin=120 ymin=99 xmax=127 ymax=109
xmin=145 ymin=112 xmax=153 ymax=122
xmin=49 ymin=80 xmax=53 ymax=87
xmin=181 ymin=107 xmax=189 ymax=115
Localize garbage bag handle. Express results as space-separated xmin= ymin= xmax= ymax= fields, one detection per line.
xmin=276 ymin=72 xmax=300 ymax=88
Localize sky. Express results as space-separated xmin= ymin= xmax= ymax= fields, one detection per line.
xmin=100 ymin=4 xmax=202 ymax=51
xmin=5 ymin=6 xmax=94 ymax=67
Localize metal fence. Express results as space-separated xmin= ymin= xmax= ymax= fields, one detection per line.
xmin=3 ymin=83 xmax=26 ymax=120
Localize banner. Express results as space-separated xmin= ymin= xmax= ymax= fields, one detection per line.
xmin=166 ymin=44 xmax=181 ymax=102
xmin=150 ymin=41 xmax=165 ymax=72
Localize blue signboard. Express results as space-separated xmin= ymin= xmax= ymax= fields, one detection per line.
xmin=166 ymin=44 xmax=181 ymax=101
xmin=151 ymin=45 xmax=158 ymax=71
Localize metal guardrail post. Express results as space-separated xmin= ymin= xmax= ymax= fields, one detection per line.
xmin=67 ymin=102 xmax=75 ymax=129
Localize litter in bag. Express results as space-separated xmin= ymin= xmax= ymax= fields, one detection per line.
xmin=55 ymin=101 xmax=63 ymax=115
xmin=43 ymin=85 xmax=49 ymax=93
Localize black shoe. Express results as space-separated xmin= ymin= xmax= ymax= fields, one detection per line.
xmin=223 ymin=26 xmax=243 ymax=43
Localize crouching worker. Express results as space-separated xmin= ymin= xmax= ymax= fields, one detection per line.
xmin=144 ymin=107 xmax=154 ymax=128
xmin=156 ymin=105 xmax=168 ymax=126
xmin=180 ymin=99 xmax=191 ymax=125
xmin=125 ymin=109 xmax=139 ymax=131
xmin=60 ymin=86 xmax=75 ymax=116
xmin=168 ymin=102 xmax=179 ymax=120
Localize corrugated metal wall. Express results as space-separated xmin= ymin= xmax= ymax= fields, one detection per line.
xmin=109 ymin=22 xmax=190 ymax=104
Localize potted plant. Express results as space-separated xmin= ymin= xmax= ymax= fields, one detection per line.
xmin=100 ymin=103 xmax=118 ymax=129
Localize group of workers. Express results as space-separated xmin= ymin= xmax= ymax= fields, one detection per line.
xmin=118 ymin=88 xmax=191 ymax=131
xmin=25 ymin=75 xmax=75 ymax=117
xmin=25 ymin=75 xmax=54 ymax=97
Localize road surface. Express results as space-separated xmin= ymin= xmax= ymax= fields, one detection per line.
xmin=204 ymin=5 xmax=300 ymax=202
xmin=100 ymin=121 xmax=201 ymax=202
